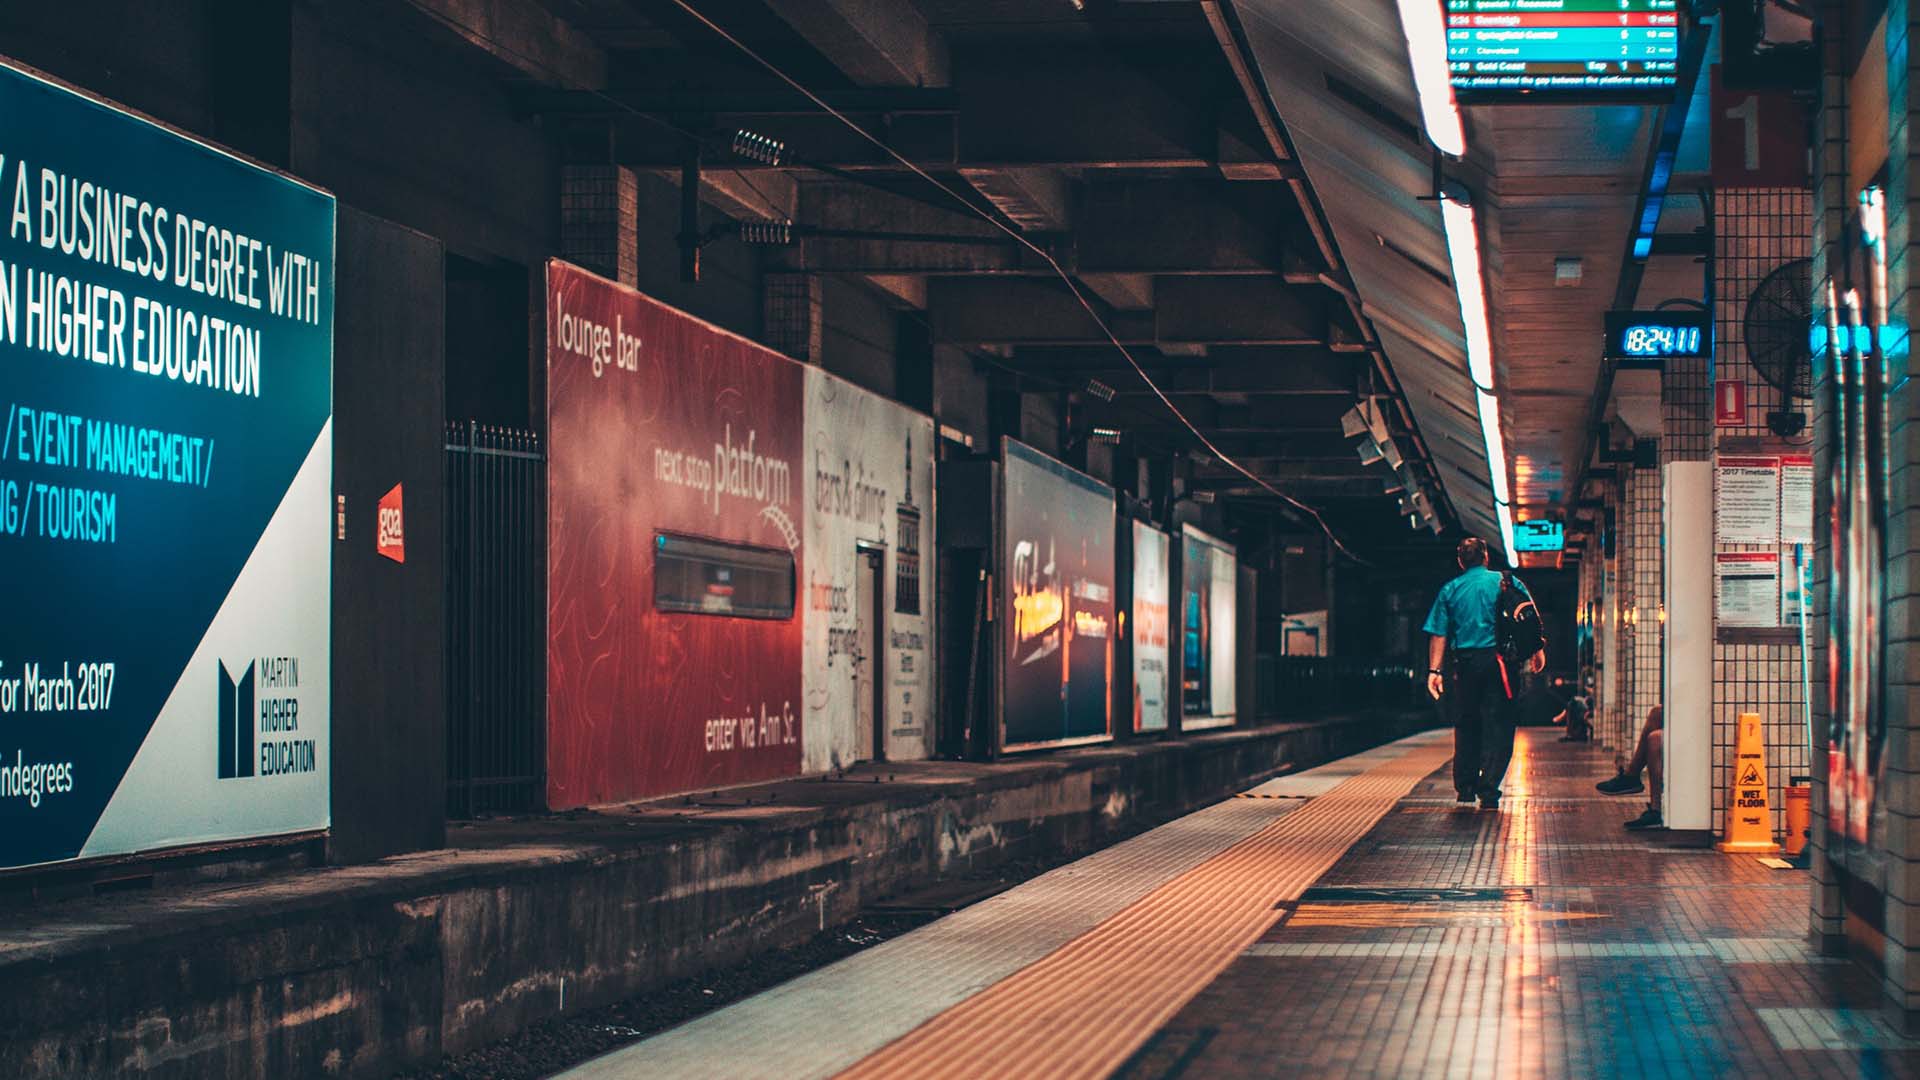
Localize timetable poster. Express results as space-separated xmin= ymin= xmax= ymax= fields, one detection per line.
xmin=1716 ymin=456 xmax=1781 ymax=544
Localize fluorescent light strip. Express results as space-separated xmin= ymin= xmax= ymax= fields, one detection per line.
xmin=1440 ymin=194 xmax=1495 ymax=391
xmin=1395 ymin=0 xmax=1465 ymax=156
xmin=1441 ymin=189 xmax=1516 ymax=564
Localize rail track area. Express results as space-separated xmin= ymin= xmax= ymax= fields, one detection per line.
xmin=564 ymin=730 xmax=1917 ymax=1079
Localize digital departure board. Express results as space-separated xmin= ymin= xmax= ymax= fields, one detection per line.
xmin=1448 ymin=1 xmax=1683 ymax=101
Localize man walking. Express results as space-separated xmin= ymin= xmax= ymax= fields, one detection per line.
xmin=1424 ymin=537 xmax=1544 ymax=809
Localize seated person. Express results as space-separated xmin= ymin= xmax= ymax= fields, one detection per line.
xmin=1554 ymin=691 xmax=1591 ymax=743
xmin=1596 ymin=704 xmax=1663 ymax=830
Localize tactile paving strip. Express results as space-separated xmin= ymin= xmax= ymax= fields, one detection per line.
xmin=834 ymin=739 xmax=1454 ymax=1080
xmin=561 ymin=732 xmax=1448 ymax=1080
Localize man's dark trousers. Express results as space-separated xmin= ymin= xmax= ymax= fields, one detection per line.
xmin=1449 ymin=647 xmax=1516 ymax=801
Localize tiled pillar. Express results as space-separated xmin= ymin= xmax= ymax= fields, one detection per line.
xmin=560 ymin=165 xmax=638 ymax=286
xmin=1710 ymin=189 xmax=1814 ymax=841
xmin=1807 ymin=0 xmax=1848 ymax=959
xmin=1610 ymin=470 xmax=1637 ymax=754
xmin=1628 ymin=455 xmax=1664 ymax=738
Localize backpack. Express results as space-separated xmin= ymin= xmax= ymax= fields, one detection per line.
xmin=1495 ymin=571 xmax=1545 ymax=667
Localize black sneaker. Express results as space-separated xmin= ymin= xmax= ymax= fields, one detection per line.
xmin=1596 ymin=773 xmax=1645 ymax=795
xmin=1624 ymin=808 xmax=1663 ymax=830
xmin=1456 ymin=792 xmax=1477 ymax=805
xmin=1479 ymin=794 xmax=1501 ymax=811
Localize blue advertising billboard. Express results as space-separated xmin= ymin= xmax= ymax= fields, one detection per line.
xmin=0 ymin=59 xmax=334 ymax=869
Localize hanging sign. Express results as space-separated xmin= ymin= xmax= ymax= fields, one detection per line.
xmin=1716 ymin=552 xmax=1782 ymax=628
xmin=1716 ymin=456 xmax=1781 ymax=543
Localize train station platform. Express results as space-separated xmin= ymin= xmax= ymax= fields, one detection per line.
xmin=565 ymin=728 xmax=1912 ymax=1080
xmin=0 ymin=712 xmax=1430 ymax=1079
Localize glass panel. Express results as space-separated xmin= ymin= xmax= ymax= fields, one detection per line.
xmin=654 ymin=533 xmax=795 ymax=620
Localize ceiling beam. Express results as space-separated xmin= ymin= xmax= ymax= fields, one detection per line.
xmin=758 ymin=0 xmax=949 ymax=89
xmin=928 ymin=277 xmax=1329 ymax=347
xmin=406 ymin=0 xmax=606 ymax=89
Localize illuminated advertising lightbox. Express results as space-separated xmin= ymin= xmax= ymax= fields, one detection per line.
xmin=546 ymin=260 xmax=804 ymax=807
xmin=0 ymin=61 xmax=335 ymax=871
xmin=1181 ymin=525 xmax=1237 ymax=731
xmin=1449 ymin=1 xmax=1684 ymax=103
xmin=1603 ymin=309 xmax=1711 ymax=362
xmin=1001 ymin=439 xmax=1115 ymax=751
xmin=1131 ymin=522 xmax=1171 ymax=734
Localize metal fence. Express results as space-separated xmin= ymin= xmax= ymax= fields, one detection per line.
xmin=1256 ymin=656 xmax=1424 ymax=717
xmin=445 ymin=421 xmax=546 ymax=817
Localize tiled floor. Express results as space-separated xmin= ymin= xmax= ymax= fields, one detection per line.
xmin=565 ymin=728 xmax=1912 ymax=1079
xmin=1129 ymin=729 xmax=1909 ymax=1079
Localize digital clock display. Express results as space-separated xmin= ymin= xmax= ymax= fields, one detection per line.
xmin=1620 ymin=324 xmax=1703 ymax=357
xmin=1604 ymin=310 xmax=1711 ymax=362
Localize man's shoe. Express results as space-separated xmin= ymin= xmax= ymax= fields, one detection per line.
xmin=1456 ymin=792 xmax=1477 ymax=805
xmin=1624 ymin=808 xmax=1663 ymax=830
xmin=1478 ymin=794 xmax=1501 ymax=810
xmin=1596 ymin=773 xmax=1645 ymax=795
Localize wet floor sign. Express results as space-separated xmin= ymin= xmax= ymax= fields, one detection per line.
xmin=1716 ymin=712 xmax=1781 ymax=854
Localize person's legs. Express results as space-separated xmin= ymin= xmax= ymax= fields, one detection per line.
xmin=1625 ymin=728 xmax=1665 ymax=829
xmin=1600 ymin=705 xmax=1661 ymax=795
xmin=1450 ymin=656 xmax=1484 ymax=800
xmin=1477 ymin=656 xmax=1518 ymax=805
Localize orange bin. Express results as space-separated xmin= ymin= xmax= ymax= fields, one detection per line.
xmin=1784 ymin=777 xmax=1812 ymax=856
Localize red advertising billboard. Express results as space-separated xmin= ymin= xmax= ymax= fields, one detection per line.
xmin=546 ymin=260 xmax=804 ymax=807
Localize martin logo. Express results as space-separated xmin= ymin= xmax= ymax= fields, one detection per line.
xmin=216 ymin=661 xmax=257 ymax=780
xmin=376 ymin=483 xmax=405 ymax=563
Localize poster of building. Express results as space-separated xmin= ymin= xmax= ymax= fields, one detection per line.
xmin=1001 ymin=439 xmax=1115 ymax=751
xmin=0 ymin=61 xmax=335 ymax=870
xmin=801 ymin=367 xmax=935 ymax=768
xmin=1131 ymin=522 xmax=1170 ymax=734
xmin=546 ymin=260 xmax=804 ymax=808
xmin=1182 ymin=525 xmax=1238 ymax=731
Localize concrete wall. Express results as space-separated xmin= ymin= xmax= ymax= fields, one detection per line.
xmin=0 ymin=716 xmax=1431 ymax=1079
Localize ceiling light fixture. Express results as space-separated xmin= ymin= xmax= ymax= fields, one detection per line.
xmin=1089 ymin=427 xmax=1123 ymax=445
xmin=1441 ymin=185 xmax=1516 ymax=565
xmin=731 ymin=128 xmax=789 ymax=166
xmin=1086 ymin=378 xmax=1117 ymax=403
xmin=1394 ymin=0 xmax=1466 ymax=156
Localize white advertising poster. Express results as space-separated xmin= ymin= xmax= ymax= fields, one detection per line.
xmin=1131 ymin=523 xmax=1171 ymax=733
xmin=1780 ymin=454 xmax=1814 ymax=545
xmin=1181 ymin=525 xmax=1238 ymax=731
xmin=1716 ymin=456 xmax=1782 ymax=544
xmin=1716 ymin=552 xmax=1782 ymax=628
xmin=801 ymin=368 xmax=936 ymax=769
xmin=1782 ymin=546 xmax=1810 ymax=627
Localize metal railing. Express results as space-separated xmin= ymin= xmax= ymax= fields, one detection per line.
xmin=445 ymin=421 xmax=546 ymax=817
xmin=1256 ymin=656 xmax=1423 ymax=718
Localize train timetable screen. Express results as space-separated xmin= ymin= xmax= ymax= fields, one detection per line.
xmin=1447 ymin=1 xmax=1682 ymax=101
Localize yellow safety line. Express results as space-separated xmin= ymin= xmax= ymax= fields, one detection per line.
xmin=835 ymin=740 xmax=1454 ymax=1080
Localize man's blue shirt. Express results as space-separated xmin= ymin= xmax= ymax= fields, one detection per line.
xmin=1423 ymin=567 xmax=1528 ymax=650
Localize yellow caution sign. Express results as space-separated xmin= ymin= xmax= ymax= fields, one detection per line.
xmin=1717 ymin=712 xmax=1781 ymax=854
